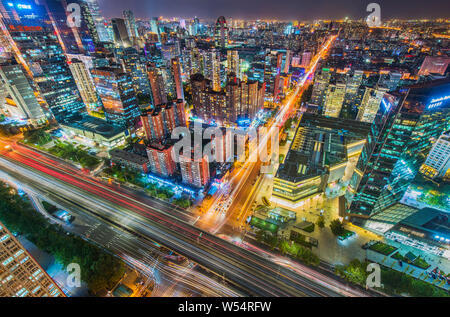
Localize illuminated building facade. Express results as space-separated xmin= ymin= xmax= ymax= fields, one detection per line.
xmin=348 ymin=80 xmax=450 ymax=220
xmin=356 ymin=86 xmax=388 ymax=123
xmin=272 ymin=113 xmax=370 ymax=209
xmin=68 ymin=59 xmax=102 ymax=114
xmin=420 ymin=131 xmax=450 ymax=180
xmin=214 ymin=16 xmax=228 ymax=48
xmin=91 ymin=67 xmax=140 ymax=128
xmin=171 ymin=57 xmax=184 ymax=101
xmin=0 ymin=63 xmax=46 ymax=124
xmin=0 ymin=221 xmax=64 ymax=297
xmin=0 ymin=0 xmax=86 ymax=121
xmin=180 ymin=154 xmax=210 ymax=188
xmin=146 ymin=142 xmax=177 ymax=177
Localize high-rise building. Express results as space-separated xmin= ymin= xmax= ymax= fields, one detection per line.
xmin=323 ymin=80 xmax=346 ymax=118
xmin=180 ymin=154 xmax=210 ymax=188
xmin=140 ymin=102 xmax=186 ymax=141
xmin=91 ymin=67 xmax=140 ymax=128
xmin=69 ymin=59 xmax=102 ymax=114
xmin=310 ymin=68 xmax=331 ymax=107
xmin=111 ymin=18 xmax=131 ymax=47
xmin=348 ymin=80 xmax=450 ymax=220
xmin=123 ymin=10 xmax=139 ymax=40
xmin=146 ymin=142 xmax=177 ymax=177
xmin=83 ymin=0 xmax=112 ymax=43
xmin=356 ymin=86 xmax=388 ymax=123
xmin=214 ymin=16 xmax=228 ymax=48
xmin=227 ymin=50 xmax=240 ymax=78
xmin=0 ymin=0 xmax=87 ymax=121
xmin=204 ymin=49 xmax=221 ymax=92
xmin=147 ymin=63 xmax=167 ymax=106
xmin=300 ymin=51 xmax=312 ymax=68
xmin=120 ymin=48 xmax=152 ymax=97
xmin=0 ymin=221 xmax=64 ymax=297
xmin=420 ymin=131 xmax=450 ymax=180
xmin=171 ymin=57 xmax=184 ymax=101
xmin=0 ymin=64 xmax=46 ymax=124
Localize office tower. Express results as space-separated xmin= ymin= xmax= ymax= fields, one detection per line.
xmin=0 ymin=221 xmax=64 ymax=297
xmin=323 ymin=81 xmax=346 ymax=118
xmin=418 ymin=56 xmax=450 ymax=76
xmin=111 ymin=18 xmax=131 ymax=47
xmin=171 ymin=57 xmax=184 ymax=101
xmin=146 ymin=142 xmax=177 ymax=177
xmin=120 ymin=48 xmax=152 ymax=97
xmin=0 ymin=64 xmax=46 ymax=124
xmin=91 ymin=67 xmax=140 ymax=128
xmin=123 ymin=10 xmax=139 ymax=40
xmin=214 ymin=16 xmax=228 ymax=48
xmin=147 ymin=63 xmax=167 ymax=106
xmin=356 ymin=86 xmax=388 ymax=123
xmin=83 ymin=0 xmax=111 ymax=43
xmin=348 ymin=80 xmax=450 ymax=220
xmin=420 ymin=131 xmax=450 ymax=180
xmin=0 ymin=0 xmax=86 ymax=121
xmin=227 ymin=50 xmax=240 ymax=78
xmin=204 ymin=49 xmax=221 ymax=92
xmin=69 ymin=59 xmax=101 ymax=113
xmin=340 ymin=70 xmax=364 ymax=119
xmin=150 ymin=17 xmax=160 ymax=41
xmin=180 ymin=155 xmax=210 ymax=188
xmin=310 ymin=68 xmax=331 ymax=107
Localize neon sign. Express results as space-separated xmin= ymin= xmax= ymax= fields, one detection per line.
xmin=427 ymin=94 xmax=450 ymax=109
xmin=17 ymin=4 xmax=32 ymax=9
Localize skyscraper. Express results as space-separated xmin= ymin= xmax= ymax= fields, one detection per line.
xmin=83 ymin=0 xmax=112 ymax=43
xmin=356 ymin=86 xmax=388 ymax=123
xmin=348 ymin=80 xmax=450 ymax=220
xmin=420 ymin=131 xmax=450 ymax=180
xmin=0 ymin=0 xmax=86 ymax=121
xmin=111 ymin=18 xmax=131 ymax=47
xmin=123 ymin=10 xmax=139 ymax=40
xmin=91 ymin=67 xmax=140 ymax=128
xmin=171 ymin=57 xmax=184 ymax=101
xmin=310 ymin=68 xmax=331 ymax=108
xmin=147 ymin=63 xmax=167 ymax=106
xmin=204 ymin=49 xmax=221 ymax=92
xmin=0 ymin=64 xmax=46 ymax=124
xmin=323 ymin=80 xmax=346 ymax=118
xmin=214 ymin=16 xmax=228 ymax=48
xmin=227 ymin=50 xmax=240 ymax=78
xmin=0 ymin=221 xmax=64 ymax=297
xmin=69 ymin=59 xmax=102 ymax=114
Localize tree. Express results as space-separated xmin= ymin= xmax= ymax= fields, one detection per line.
xmin=330 ymin=219 xmax=345 ymax=236
xmin=316 ymin=215 xmax=325 ymax=229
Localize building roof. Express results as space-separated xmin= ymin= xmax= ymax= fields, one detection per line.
xmin=61 ymin=115 xmax=126 ymax=139
xmin=110 ymin=149 xmax=149 ymax=165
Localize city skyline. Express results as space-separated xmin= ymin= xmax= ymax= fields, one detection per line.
xmin=99 ymin=0 xmax=450 ymax=20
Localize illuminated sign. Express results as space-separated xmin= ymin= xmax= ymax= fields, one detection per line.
xmin=381 ymin=98 xmax=391 ymax=112
xmin=427 ymin=95 xmax=450 ymax=109
xmin=17 ymin=4 xmax=32 ymax=9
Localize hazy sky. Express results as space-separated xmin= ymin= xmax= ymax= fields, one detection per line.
xmin=98 ymin=0 xmax=450 ymax=20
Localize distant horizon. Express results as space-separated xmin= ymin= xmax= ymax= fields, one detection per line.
xmin=97 ymin=0 xmax=450 ymax=21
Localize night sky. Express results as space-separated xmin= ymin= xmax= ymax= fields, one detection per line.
xmin=98 ymin=0 xmax=450 ymax=20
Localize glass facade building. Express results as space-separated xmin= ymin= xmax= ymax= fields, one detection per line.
xmin=348 ymin=80 xmax=450 ymax=220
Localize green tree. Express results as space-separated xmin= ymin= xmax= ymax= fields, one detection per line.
xmin=330 ymin=219 xmax=345 ymax=236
